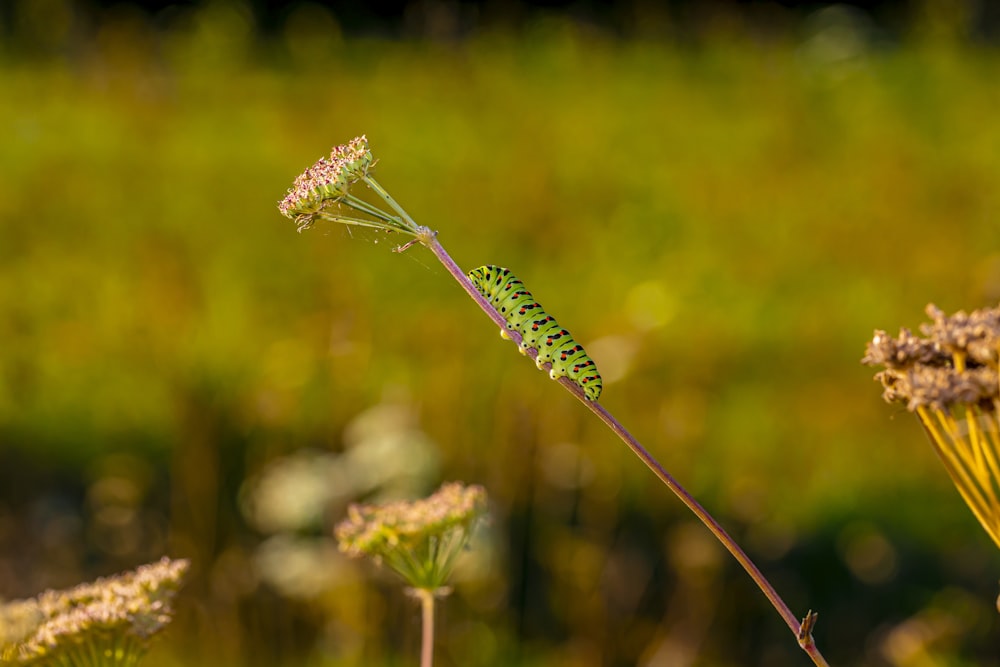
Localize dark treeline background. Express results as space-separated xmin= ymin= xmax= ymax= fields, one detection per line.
xmin=4 ymin=0 xmax=1000 ymax=43
xmin=2 ymin=1 xmax=1000 ymax=666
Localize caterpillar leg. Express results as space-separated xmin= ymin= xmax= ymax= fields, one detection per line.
xmin=536 ymin=327 xmax=572 ymax=371
xmin=502 ymin=324 xmax=535 ymax=356
xmin=578 ymin=374 xmax=603 ymax=401
xmin=522 ymin=317 xmax=561 ymax=369
xmin=552 ymin=344 xmax=586 ymax=380
xmin=555 ymin=343 xmax=603 ymax=401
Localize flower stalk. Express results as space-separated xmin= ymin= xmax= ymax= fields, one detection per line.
xmin=281 ymin=137 xmax=831 ymax=666
xmin=335 ymin=482 xmax=488 ymax=667
xmin=414 ymin=588 xmax=436 ymax=667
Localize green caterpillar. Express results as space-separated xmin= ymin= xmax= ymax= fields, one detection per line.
xmin=468 ymin=265 xmax=603 ymax=402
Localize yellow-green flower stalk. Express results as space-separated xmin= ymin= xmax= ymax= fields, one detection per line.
xmin=335 ymin=482 xmax=487 ymax=667
xmin=864 ymin=303 xmax=1000 ymax=550
xmin=0 ymin=557 xmax=189 ymax=667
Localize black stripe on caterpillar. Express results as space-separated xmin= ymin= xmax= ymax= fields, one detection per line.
xmin=468 ymin=265 xmax=603 ymax=402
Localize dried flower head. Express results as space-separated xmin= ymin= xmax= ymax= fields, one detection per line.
xmin=864 ymin=303 xmax=1000 ymax=409
xmin=335 ymin=482 xmax=488 ymax=592
xmin=863 ymin=303 xmax=1000 ymax=550
xmin=278 ymin=135 xmax=373 ymax=228
xmin=0 ymin=557 xmax=189 ymax=666
xmin=278 ymin=136 xmax=431 ymax=243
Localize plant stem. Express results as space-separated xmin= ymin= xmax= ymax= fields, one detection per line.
xmin=584 ymin=397 xmax=830 ymax=667
xmin=364 ymin=176 xmax=421 ymax=230
xmin=415 ymin=588 xmax=436 ymax=667
xmin=421 ymin=234 xmax=832 ymax=667
xmin=422 ymin=232 xmax=512 ymax=333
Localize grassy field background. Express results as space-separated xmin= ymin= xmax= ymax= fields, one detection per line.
xmin=2 ymin=1 xmax=1000 ymax=665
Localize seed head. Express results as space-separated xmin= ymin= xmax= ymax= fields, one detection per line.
xmin=335 ymin=482 xmax=488 ymax=592
xmin=864 ymin=303 xmax=1000 ymax=551
xmin=278 ymin=135 xmax=374 ymax=230
xmin=863 ymin=303 xmax=1000 ymax=410
xmin=0 ymin=557 xmax=189 ymax=665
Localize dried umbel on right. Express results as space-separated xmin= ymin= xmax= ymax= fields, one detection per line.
xmin=864 ymin=303 xmax=1000 ymax=550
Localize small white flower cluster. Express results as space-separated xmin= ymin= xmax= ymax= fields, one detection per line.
xmin=336 ymin=482 xmax=488 ymax=591
xmin=0 ymin=557 xmax=189 ymax=665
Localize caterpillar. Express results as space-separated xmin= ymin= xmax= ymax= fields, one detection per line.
xmin=468 ymin=265 xmax=603 ymax=402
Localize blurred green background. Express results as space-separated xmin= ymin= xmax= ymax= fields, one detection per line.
xmin=2 ymin=0 xmax=1000 ymax=665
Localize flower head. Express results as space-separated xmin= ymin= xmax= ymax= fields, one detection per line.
xmin=0 ymin=557 xmax=189 ymax=666
xmin=863 ymin=303 xmax=1000 ymax=550
xmin=278 ymin=135 xmax=373 ymax=230
xmin=277 ymin=135 xmax=431 ymax=242
xmin=863 ymin=304 xmax=1000 ymax=410
xmin=335 ymin=482 xmax=488 ymax=592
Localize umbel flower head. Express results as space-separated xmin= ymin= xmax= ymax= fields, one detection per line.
xmin=863 ymin=303 xmax=1000 ymax=549
xmin=335 ymin=482 xmax=488 ymax=593
xmin=278 ymin=136 xmax=373 ymax=225
xmin=0 ymin=557 xmax=189 ymax=666
xmin=278 ymin=135 xmax=428 ymax=241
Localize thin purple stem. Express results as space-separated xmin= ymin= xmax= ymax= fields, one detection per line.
xmin=421 ymin=234 xmax=831 ymax=667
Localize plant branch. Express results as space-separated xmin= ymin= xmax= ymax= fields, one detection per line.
xmin=419 ymin=233 xmax=832 ymax=667
xmin=341 ymin=192 xmax=408 ymax=227
xmin=314 ymin=211 xmax=411 ymax=234
xmin=364 ymin=175 xmax=421 ymax=230
xmin=291 ymin=140 xmax=831 ymax=664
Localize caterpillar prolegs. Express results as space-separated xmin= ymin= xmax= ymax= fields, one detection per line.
xmin=467 ymin=265 xmax=603 ymax=401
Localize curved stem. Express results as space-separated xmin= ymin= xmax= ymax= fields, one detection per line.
xmin=420 ymin=234 xmax=832 ymax=667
